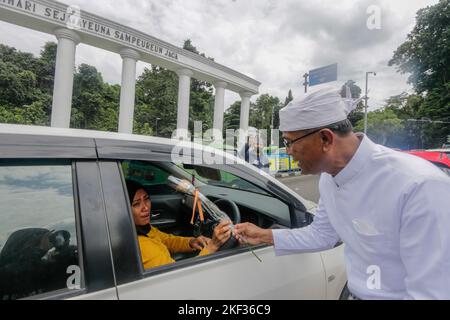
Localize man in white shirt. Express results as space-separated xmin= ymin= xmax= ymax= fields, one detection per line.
xmin=233 ymin=87 xmax=450 ymax=299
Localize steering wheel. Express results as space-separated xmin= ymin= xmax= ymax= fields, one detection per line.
xmin=213 ymin=198 xmax=241 ymax=250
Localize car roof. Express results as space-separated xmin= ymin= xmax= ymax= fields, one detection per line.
xmin=0 ymin=123 xmax=180 ymax=146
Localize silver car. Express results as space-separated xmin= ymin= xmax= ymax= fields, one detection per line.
xmin=0 ymin=124 xmax=346 ymax=300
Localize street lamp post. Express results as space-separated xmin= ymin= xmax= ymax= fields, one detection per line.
xmin=155 ymin=117 xmax=161 ymax=136
xmin=364 ymin=71 xmax=377 ymax=135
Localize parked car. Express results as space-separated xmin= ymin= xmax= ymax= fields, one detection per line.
xmin=404 ymin=149 xmax=450 ymax=176
xmin=0 ymin=124 xmax=346 ymax=300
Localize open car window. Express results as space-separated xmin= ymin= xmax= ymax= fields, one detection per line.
xmin=118 ymin=159 xmax=291 ymax=275
xmin=122 ymin=160 xmax=177 ymax=195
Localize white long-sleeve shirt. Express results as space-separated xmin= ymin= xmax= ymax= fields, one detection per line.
xmin=273 ymin=134 xmax=450 ymax=299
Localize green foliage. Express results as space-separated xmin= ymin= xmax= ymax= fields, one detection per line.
xmin=284 ymin=89 xmax=294 ymax=106
xmin=0 ymin=43 xmax=55 ymax=126
xmin=36 ymin=42 xmax=57 ymax=93
xmin=182 ymin=39 xmax=214 ymax=133
xmin=387 ymin=0 xmax=450 ymax=148
xmin=389 ymin=0 xmax=450 ymax=93
xmin=340 ymin=80 xmax=364 ymax=127
xmin=135 ymin=65 xmax=178 ymax=137
xmin=249 ymin=94 xmax=281 ymax=132
xmin=71 ymin=64 xmax=108 ymax=129
xmin=223 ymin=101 xmax=242 ymax=131
xmin=352 ymin=0 xmax=450 ymax=149
xmin=355 ymin=109 xmax=404 ymax=146
xmin=0 ymin=39 xmax=218 ymax=137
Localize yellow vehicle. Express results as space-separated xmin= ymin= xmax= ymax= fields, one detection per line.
xmin=266 ymin=147 xmax=300 ymax=173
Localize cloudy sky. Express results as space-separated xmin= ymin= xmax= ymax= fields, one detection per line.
xmin=0 ymin=0 xmax=439 ymax=111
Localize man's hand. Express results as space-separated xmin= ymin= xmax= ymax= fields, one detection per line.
xmin=233 ymin=222 xmax=274 ymax=245
xmin=189 ymin=235 xmax=210 ymax=251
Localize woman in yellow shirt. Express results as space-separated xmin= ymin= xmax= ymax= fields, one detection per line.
xmin=126 ymin=179 xmax=231 ymax=270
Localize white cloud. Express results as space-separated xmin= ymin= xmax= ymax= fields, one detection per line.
xmin=0 ymin=0 xmax=440 ymax=113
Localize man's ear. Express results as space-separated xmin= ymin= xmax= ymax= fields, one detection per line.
xmin=320 ymin=129 xmax=334 ymax=151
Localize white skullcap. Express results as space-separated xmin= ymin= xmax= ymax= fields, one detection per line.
xmin=279 ymin=86 xmax=362 ymax=132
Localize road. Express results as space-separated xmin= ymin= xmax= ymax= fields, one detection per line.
xmin=276 ymin=174 xmax=321 ymax=203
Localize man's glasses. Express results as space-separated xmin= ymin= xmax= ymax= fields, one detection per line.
xmin=283 ymin=128 xmax=322 ymax=148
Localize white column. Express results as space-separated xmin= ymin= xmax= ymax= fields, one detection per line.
xmin=175 ymin=68 xmax=194 ymax=139
xmin=118 ymin=48 xmax=140 ymax=134
xmin=51 ymin=28 xmax=80 ymax=128
xmin=212 ymin=81 xmax=228 ymax=142
xmin=239 ymin=91 xmax=253 ymax=146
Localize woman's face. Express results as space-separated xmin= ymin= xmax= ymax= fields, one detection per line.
xmin=131 ymin=188 xmax=151 ymax=226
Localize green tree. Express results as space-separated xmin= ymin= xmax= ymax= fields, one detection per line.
xmin=224 ymin=101 xmax=242 ymax=131
xmin=340 ymin=80 xmax=364 ymax=127
xmin=182 ymin=39 xmax=214 ymax=133
xmin=389 ymin=0 xmax=450 ymax=147
xmin=0 ymin=44 xmax=52 ymax=125
xmin=36 ymin=42 xmax=57 ymax=93
xmin=95 ymin=83 xmax=120 ymax=132
xmin=0 ymin=39 xmax=238 ymax=140
xmin=133 ymin=40 xmax=216 ymax=137
xmin=135 ymin=65 xmax=178 ymax=137
xmin=250 ymin=94 xmax=280 ymax=131
xmin=284 ymin=89 xmax=294 ymax=106
xmin=71 ymin=64 xmax=106 ymax=129
xmin=355 ymin=109 xmax=404 ymax=146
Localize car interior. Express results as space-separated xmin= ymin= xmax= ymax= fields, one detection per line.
xmin=0 ymin=227 xmax=78 ymax=300
xmin=120 ymin=160 xmax=292 ymax=263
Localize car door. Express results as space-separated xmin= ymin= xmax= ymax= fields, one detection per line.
xmin=95 ymin=139 xmax=327 ymax=299
xmin=0 ymin=133 xmax=118 ymax=300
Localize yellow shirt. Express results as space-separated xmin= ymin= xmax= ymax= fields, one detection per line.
xmin=138 ymin=226 xmax=209 ymax=270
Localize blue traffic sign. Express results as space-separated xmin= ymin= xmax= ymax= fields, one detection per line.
xmin=309 ymin=63 xmax=338 ymax=86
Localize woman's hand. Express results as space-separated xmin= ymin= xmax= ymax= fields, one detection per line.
xmin=189 ymin=235 xmax=210 ymax=251
xmin=207 ymin=220 xmax=232 ymax=253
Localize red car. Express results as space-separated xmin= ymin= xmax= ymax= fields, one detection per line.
xmin=404 ymin=149 xmax=450 ymax=176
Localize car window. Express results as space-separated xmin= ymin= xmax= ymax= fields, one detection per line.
xmin=119 ymin=160 xmax=289 ymax=276
xmin=121 ymin=161 xmax=176 ymax=195
xmin=122 ymin=160 xmax=170 ymax=186
xmin=0 ymin=161 xmax=82 ymax=300
xmin=180 ymin=165 xmax=270 ymax=196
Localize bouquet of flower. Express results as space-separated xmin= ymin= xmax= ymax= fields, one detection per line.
xmin=167 ymin=175 xmax=232 ymax=227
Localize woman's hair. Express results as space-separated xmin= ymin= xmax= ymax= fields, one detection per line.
xmin=125 ymin=179 xmax=145 ymax=204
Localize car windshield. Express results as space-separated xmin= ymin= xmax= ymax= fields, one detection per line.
xmin=178 ymin=164 xmax=270 ymax=196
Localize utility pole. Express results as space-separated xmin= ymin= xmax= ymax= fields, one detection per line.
xmin=302 ymin=73 xmax=309 ymax=93
xmin=364 ymin=71 xmax=376 ymax=135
